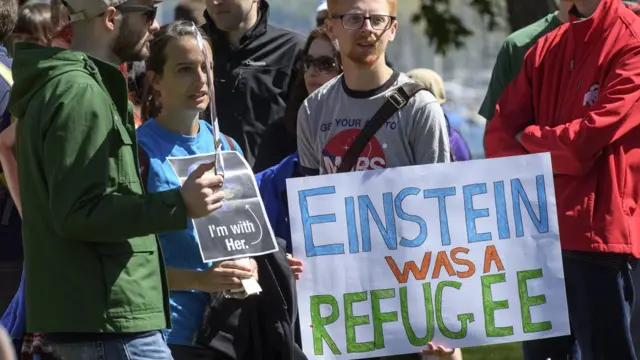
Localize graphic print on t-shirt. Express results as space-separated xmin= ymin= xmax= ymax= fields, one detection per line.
xmin=321 ymin=128 xmax=387 ymax=174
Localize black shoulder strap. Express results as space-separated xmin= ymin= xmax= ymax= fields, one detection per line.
xmin=337 ymin=82 xmax=426 ymax=173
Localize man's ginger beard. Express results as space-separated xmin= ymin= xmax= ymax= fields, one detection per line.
xmin=345 ymin=38 xmax=384 ymax=66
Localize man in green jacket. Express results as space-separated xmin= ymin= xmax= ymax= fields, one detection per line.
xmin=9 ymin=0 xmax=226 ymax=358
xmin=478 ymin=0 xmax=572 ymax=122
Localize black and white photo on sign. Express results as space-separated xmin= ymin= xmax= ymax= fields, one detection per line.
xmin=168 ymin=151 xmax=278 ymax=262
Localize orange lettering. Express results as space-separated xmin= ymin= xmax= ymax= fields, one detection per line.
xmin=483 ymin=245 xmax=505 ymax=273
xmin=432 ymin=251 xmax=456 ymax=279
xmin=451 ymin=247 xmax=475 ymax=278
xmin=385 ymin=253 xmax=432 ymax=284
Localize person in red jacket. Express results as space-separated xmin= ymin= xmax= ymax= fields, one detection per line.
xmin=484 ymin=0 xmax=640 ymax=358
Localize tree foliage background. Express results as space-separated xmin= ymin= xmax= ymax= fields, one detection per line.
xmin=413 ymin=0 xmax=558 ymax=54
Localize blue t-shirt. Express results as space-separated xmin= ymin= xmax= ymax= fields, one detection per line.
xmin=137 ymin=119 xmax=242 ymax=346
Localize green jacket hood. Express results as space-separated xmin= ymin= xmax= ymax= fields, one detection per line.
xmin=9 ymin=42 xmax=93 ymax=119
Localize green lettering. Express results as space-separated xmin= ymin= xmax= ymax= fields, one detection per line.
xmin=435 ymin=281 xmax=475 ymax=339
xmin=481 ymin=273 xmax=514 ymax=337
xmin=344 ymin=292 xmax=375 ymax=353
xmin=400 ymin=283 xmax=435 ymax=346
xmin=518 ymin=269 xmax=552 ymax=333
xmin=371 ymin=289 xmax=397 ymax=349
xmin=310 ymin=295 xmax=341 ymax=355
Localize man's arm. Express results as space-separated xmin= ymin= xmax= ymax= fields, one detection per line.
xmin=519 ymin=45 xmax=640 ymax=176
xmin=483 ymin=46 xmax=536 ymax=159
xmin=44 ymin=84 xmax=187 ymax=242
xmin=410 ymin=99 xmax=451 ymax=164
xmin=479 ymin=40 xmax=513 ymax=121
xmin=296 ymin=102 xmax=320 ymax=176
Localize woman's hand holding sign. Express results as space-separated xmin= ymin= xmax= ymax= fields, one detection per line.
xmin=197 ymin=259 xmax=257 ymax=293
xmin=180 ymin=161 xmax=225 ymax=218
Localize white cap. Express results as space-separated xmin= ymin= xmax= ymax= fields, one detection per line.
xmin=317 ymin=1 xmax=328 ymax=12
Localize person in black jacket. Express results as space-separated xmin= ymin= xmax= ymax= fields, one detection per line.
xmin=252 ymin=26 xmax=341 ymax=172
xmin=202 ymin=0 xmax=304 ymax=166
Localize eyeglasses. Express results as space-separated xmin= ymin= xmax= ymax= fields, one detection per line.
xmin=331 ymin=14 xmax=396 ymax=30
xmin=316 ymin=16 xmax=326 ymax=27
xmin=116 ymin=4 xmax=157 ymax=24
xmin=303 ymin=55 xmax=338 ymax=73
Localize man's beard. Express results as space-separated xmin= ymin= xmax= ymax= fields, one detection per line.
xmin=111 ymin=17 xmax=147 ymax=62
xmin=346 ymin=40 xmax=383 ymax=66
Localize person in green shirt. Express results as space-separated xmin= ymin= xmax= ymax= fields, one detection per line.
xmin=478 ymin=0 xmax=573 ymax=122
xmin=8 ymin=0 xmax=227 ymax=359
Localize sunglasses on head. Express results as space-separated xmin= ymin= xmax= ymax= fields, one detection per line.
xmin=116 ymin=4 xmax=157 ymax=23
xmin=303 ymin=55 xmax=338 ymax=73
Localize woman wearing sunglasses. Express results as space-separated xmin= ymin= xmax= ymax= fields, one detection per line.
xmin=253 ymin=26 xmax=341 ymax=173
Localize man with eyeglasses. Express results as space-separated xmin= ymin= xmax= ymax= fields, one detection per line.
xmin=297 ymin=0 xmax=450 ymax=176
xmin=7 ymin=1 xmax=228 ymax=359
xmin=297 ymin=2 xmax=450 ymax=357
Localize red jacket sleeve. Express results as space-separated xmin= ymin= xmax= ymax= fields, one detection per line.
xmin=483 ymin=46 xmax=535 ymax=159
xmin=519 ymin=44 xmax=640 ymax=176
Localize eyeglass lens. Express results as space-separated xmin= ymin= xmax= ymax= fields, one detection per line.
xmin=342 ymin=14 xmax=392 ymax=30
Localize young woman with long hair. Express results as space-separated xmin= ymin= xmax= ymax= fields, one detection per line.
xmin=136 ymin=20 xmax=258 ymax=359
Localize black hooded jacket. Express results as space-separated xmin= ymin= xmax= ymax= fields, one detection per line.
xmin=196 ymin=238 xmax=306 ymax=360
xmin=202 ymin=1 xmax=304 ymax=166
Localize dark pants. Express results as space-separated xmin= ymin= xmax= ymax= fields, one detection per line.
xmin=523 ymin=253 xmax=636 ymax=360
xmin=169 ymin=344 xmax=215 ymax=360
xmin=631 ymin=269 xmax=640 ymax=355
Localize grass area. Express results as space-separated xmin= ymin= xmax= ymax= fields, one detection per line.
xmin=462 ymin=343 xmax=523 ymax=360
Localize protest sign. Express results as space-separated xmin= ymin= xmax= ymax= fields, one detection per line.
xmin=168 ymin=151 xmax=278 ymax=262
xmin=286 ymin=153 xmax=569 ymax=359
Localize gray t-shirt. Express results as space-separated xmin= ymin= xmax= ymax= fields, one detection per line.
xmin=297 ymin=71 xmax=451 ymax=175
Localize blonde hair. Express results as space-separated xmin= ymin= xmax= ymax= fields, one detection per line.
xmin=327 ymin=0 xmax=397 ymax=16
xmin=406 ymin=68 xmax=446 ymax=104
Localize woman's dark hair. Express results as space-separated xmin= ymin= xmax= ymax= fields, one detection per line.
xmin=141 ymin=20 xmax=211 ymax=120
xmin=12 ymin=3 xmax=54 ymax=45
xmin=282 ymin=26 xmax=340 ymax=136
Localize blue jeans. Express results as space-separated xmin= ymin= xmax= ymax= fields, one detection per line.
xmin=522 ymin=253 xmax=636 ymax=360
xmin=50 ymin=331 xmax=172 ymax=360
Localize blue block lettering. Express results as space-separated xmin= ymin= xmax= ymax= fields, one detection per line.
xmin=299 ymin=187 xmax=344 ymax=257
xmin=493 ymin=181 xmax=511 ymax=239
xmin=394 ymin=187 xmax=427 ymax=247
xmin=424 ymin=187 xmax=456 ymax=246
xmin=463 ymin=183 xmax=492 ymax=243
xmin=511 ymin=175 xmax=549 ymax=237
xmin=358 ymin=193 xmax=397 ymax=252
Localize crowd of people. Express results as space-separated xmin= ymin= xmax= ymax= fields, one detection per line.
xmin=0 ymin=0 xmax=638 ymax=359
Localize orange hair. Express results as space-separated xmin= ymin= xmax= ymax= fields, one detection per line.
xmin=326 ymin=0 xmax=397 ymax=16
